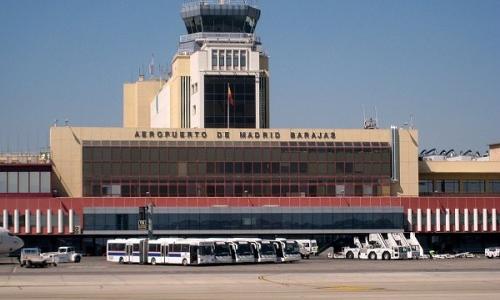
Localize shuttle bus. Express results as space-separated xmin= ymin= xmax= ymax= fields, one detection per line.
xmin=245 ymin=238 xmax=277 ymax=263
xmin=106 ymin=239 xmax=127 ymax=263
xmin=207 ymin=239 xmax=233 ymax=264
xmin=228 ymin=239 xmax=256 ymax=263
xmin=273 ymin=239 xmax=301 ymax=262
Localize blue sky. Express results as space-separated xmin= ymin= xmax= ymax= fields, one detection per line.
xmin=0 ymin=0 xmax=499 ymax=153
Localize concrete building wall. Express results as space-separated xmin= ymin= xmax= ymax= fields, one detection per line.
xmin=123 ymin=79 xmax=164 ymax=128
xmin=150 ymin=83 xmax=171 ymax=128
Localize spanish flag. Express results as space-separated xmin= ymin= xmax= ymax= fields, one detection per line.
xmin=227 ymin=83 xmax=234 ymax=106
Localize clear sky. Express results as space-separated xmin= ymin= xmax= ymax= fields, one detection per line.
xmin=0 ymin=0 xmax=499 ymax=153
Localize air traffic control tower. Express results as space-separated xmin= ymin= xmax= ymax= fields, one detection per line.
xmin=145 ymin=0 xmax=269 ymax=129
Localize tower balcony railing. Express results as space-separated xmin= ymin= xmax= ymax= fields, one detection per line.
xmin=182 ymin=0 xmax=258 ymax=11
xmin=180 ymin=32 xmax=260 ymax=44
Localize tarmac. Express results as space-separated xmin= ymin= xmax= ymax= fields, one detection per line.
xmin=1 ymin=256 xmax=500 ymax=299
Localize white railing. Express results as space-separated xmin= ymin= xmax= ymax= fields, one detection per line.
xmin=180 ymin=32 xmax=259 ymax=43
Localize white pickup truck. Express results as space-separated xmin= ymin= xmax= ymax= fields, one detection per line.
xmin=44 ymin=247 xmax=82 ymax=263
xmin=485 ymin=247 xmax=500 ymax=259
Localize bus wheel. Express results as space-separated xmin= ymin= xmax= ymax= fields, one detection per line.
xmin=369 ymin=252 xmax=377 ymax=260
xmin=151 ymin=258 xmax=156 ymax=265
xmin=182 ymin=259 xmax=188 ymax=266
xmin=119 ymin=257 xmax=124 ymax=264
xmin=346 ymin=251 xmax=354 ymax=259
xmin=382 ymin=252 xmax=391 ymax=260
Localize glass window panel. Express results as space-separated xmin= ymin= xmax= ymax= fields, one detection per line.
xmin=7 ymin=172 xmax=18 ymax=193
xmin=0 ymin=172 xmax=7 ymax=193
xmin=233 ymin=50 xmax=239 ymax=67
xmin=40 ymin=172 xmax=51 ymax=193
xmin=490 ymin=181 xmax=500 ymax=193
xmin=19 ymin=172 xmax=29 ymax=193
xmin=463 ymin=180 xmax=484 ymax=193
xmin=212 ymin=49 xmax=218 ymax=67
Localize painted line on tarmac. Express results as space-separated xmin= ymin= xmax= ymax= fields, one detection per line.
xmin=257 ymin=274 xmax=385 ymax=293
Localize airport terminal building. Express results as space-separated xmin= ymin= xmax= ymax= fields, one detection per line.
xmin=1 ymin=0 xmax=500 ymax=255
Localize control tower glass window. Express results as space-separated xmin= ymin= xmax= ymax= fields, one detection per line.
xmin=219 ymin=50 xmax=225 ymax=67
xmin=212 ymin=50 xmax=218 ymax=67
xmin=233 ymin=50 xmax=239 ymax=67
xmin=204 ymin=75 xmax=255 ymax=128
xmin=240 ymin=51 xmax=247 ymax=68
xmin=226 ymin=50 xmax=232 ymax=68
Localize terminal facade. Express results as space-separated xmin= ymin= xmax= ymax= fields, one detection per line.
xmin=1 ymin=0 xmax=500 ymax=255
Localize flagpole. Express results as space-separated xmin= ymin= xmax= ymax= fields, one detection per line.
xmin=227 ymin=83 xmax=230 ymax=129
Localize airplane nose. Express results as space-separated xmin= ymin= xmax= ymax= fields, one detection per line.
xmin=16 ymin=237 xmax=24 ymax=249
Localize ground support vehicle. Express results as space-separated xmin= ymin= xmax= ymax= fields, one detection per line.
xmin=485 ymin=247 xmax=500 ymax=259
xmin=44 ymin=247 xmax=82 ymax=263
xmin=296 ymin=239 xmax=318 ymax=259
xmin=19 ymin=248 xmax=57 ymax=268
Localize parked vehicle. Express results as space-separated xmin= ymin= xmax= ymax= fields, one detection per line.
xmin=19 ymin=248 xmax=57 ymax=268
xmin=44 ymin=247 xmax=82 ymax=263
xmin=295 ymin=239 xmax=318 ymax=259
xmin=272 ymin=239 xmax=301 ymax=262
xmin=340 ymin=233 xmax=422 ymax=260
xmin=485 ymin=247 xmax=500 ymax=258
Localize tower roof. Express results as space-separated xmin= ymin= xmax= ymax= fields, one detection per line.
xmin=181 ymin=0 xmax=260 ymax=34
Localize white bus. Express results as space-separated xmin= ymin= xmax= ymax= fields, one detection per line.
xmin=106 ymin=238 xmax=145 ymax=264
xmin=106 ymin=239 xmax=127 ymax=263
xmin=166 ymin=239 xmax=216 ymax=266
xmin=273 ymin=239 xmax=301 ymax=262
xmin=206 ymin=239 xmax=233 ymax=264
xmin=248 ymin=238 xmax=278 ymax=263
xmin=147 ymin=238 xmax=178 ymax=265
xmin=227 ymin=239 xmax=257 ymax=263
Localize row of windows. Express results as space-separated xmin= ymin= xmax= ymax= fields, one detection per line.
xmin=211 ymin=49 xmax=247 ymax=70
xmin=85 ymin=181 xmax=387 ymax=197
xmin=83 ymin=146 xmax=392 ymax=163
xmin=84 ymin=212 xmax=404 ymax=231
xmin=0 ymin=172 xmax=51 ymax=193
xmin=83 ymin=161 xmax=391 ymax=178
xmin=419 ymin=180 xmax=500 ymax=194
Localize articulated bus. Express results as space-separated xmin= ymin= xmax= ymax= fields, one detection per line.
xmin=147 ymin=238 xmax=178 ymax=265
xmin=107 ymin=239 xmax=127 ymax=263
xmin=166 ymin=239 xmax=216 ymax=266
xmin=107 ymin=238 xmax=145 ymax=264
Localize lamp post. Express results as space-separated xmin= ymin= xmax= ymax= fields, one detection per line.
xmin=145 ymin=191 xmax=154 ymax=239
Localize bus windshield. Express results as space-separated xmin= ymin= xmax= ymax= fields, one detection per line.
xmin=260 ymin=243 xmax=275 ymax=255
xmin=199 ymin=245 xmax=214 ymax=256
xmin=214 ymin=244 xmax=230 ymax=256
xmin=285 ymin=242 xmax=300 ymax=255
xmin=236 ymin=243 xmax=252 ymax=256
